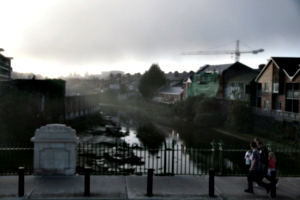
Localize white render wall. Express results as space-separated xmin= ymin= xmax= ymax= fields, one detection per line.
xmin=31 ymin=124 xmax=78 ymax=175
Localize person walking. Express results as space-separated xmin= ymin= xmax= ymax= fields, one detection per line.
xmin=265 ymin=152 xmax=279 ymax=186
xmin=244 ymin=149 xmax=252 ymax=165
xmin=257 ymin=141 xmax=269 ymax=178
xmin=245 ymin=141 xmax=270 ymax=193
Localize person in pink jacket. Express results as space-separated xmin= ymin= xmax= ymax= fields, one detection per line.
xmin=265 ymin=152 xmax=279 ymax=187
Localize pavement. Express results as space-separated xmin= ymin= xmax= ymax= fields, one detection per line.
xmin=0 ymin=175 xmax=299 ymax=200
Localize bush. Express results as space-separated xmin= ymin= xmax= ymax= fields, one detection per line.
xmin=225 ymin=100 xmax=253 ymax=132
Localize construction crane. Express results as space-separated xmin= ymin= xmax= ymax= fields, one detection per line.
xmin=181 ymin=40 xmax=264 ymax=62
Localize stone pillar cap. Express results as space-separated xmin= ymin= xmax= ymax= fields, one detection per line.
xmin=31 ymin=124 xmax=77 ymax=142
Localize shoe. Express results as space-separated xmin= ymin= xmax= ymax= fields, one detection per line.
xmin=244 ymin=189 xmax=254 ymax=193
xmin=266 ymin=184 xmax=271 ymax=193
xmin=276 ymin=178 xmax=279 ymax=187
xmin=254 ymin=184 xmax=260 ymax=187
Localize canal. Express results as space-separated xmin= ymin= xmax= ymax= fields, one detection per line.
xmin=77 ymin=105 xmax=299 ymax=176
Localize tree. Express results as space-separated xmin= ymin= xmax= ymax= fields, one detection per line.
xmin=174 ymin=71 xmax=179 ymax=77
xmin=138 ymin=64 xmax=166 ymax=99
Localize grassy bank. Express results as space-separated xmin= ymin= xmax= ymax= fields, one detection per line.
xmin=214 ymin=128 xmax=300 ymax=150
xmin=100 ymin=97 xmax=300 ymax=148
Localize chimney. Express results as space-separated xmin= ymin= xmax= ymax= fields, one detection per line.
xmin=258 ymin=64 xmax=265 ymax=71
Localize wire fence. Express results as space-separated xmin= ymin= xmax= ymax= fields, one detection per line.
xmin=0 ymin=142 xmax=299 ymax=176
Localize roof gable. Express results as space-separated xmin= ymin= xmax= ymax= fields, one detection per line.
xmin=196 ymin=63 xmax=233 ymax=74
xmin=196 ymin=62 xmax=252 ymax=75
xmin=255 ymin=57 xmax=300 ymax=81
xmin=272 ymin=57 xmax=300 ymax=80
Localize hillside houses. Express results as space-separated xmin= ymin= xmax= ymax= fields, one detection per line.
xmin=4 ymin=52 xmax=300 ymax=123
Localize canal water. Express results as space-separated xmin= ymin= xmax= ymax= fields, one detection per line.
xmin=90 ymin=107 xmax=252 ymax=175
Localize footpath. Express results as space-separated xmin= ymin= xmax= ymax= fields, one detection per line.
xmin=0 ymin=175 xmax=299 ymax=200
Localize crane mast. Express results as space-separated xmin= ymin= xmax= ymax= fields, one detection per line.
xmin=182 ymin=40 xmax=264 ymax=62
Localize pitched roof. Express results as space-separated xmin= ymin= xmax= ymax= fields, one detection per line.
xmin=157 ymin=86 xmax=183 ymax=94
xmin=164 ymin=72 xmax=190 ymax=81
xmin=196 ymin=63 xmax=233 ymax=74
xmin=255 ymin=57 xmax=300 ymax=81
xmin=272 ymin=57 xmax=300 ymax=78
xmin=227 ymin=73 xmax=258 ymax=82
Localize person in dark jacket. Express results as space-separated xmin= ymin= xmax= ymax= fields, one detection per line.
xmin=245 ymin=141 xmax=270 ymax=193
xmin=257 ymin=141 xmax=269 ymax=177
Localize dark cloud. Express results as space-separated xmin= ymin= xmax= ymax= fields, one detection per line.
xmin=1 ymin=0 xmax=300 ymax=76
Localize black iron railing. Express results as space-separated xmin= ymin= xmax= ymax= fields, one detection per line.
xmin=1 ymin=142 xmax=299 ymax=176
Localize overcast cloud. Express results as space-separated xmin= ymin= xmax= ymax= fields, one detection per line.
xmin=1 ymin=0 xmax=300 ymax=77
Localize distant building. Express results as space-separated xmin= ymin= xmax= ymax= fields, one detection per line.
xmin=0 ymin=52 xmax=13 ymax=81
xmin=165 ymin=72 xmax=191 ymax=87
xmin=65 ymin=78 xmax=101 ymax=96
xmin=184 ymin=62 xmax=258 ymax=101
xmin=155 ymin=86 xmax=183 ymax=103
xmin=101 ymin=71 xmax=124 ymax=79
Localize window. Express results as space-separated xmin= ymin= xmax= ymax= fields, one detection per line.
xmin=286 ymin=83 xmax=299 ymax=99
xmin=273 ymin=83 xmax=279 ymax=93
xmin=264 ymin=83 xmax=269 ymax=92
xmin=264 ymin=100 xmax=269 ymax=110
xmin=276 ymin=101 xmax=281 ymax=110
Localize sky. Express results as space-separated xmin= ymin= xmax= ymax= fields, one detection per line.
xmin=1 ymin=0 xmax=300 ymax=78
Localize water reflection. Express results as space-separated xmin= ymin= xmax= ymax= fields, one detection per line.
xmin=121 ymin=126 xmax=140 ymax=145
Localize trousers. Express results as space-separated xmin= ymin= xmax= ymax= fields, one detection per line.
xmin=247 ymin=170 xmax=269 ymax=191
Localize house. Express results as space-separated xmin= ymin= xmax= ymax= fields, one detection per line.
xmin=254 ymin=57 xmax=300 ymax=120
xmin=182 ymin=76 xmax=193 ymax=100
xmin=155 ymin=86 xmax=183 ymax=103
xmin=184 ymin=62 xmax=259 ymax=101
xmin=165 ymin=72 xmax=192 ymax=87
xmin=0 ymin=52 xmax=13 ymax=81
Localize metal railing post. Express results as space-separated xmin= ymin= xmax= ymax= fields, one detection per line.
xmin=218 ymin=141 xmax=223 ymax=175
xmin=172 ymin=141 xmax=174 ymax=176
xmin=271 ymin=171 xmax=276 ymax=198
xmin=164 ymin=141 xmax=167 ymax=175
xmin=209 ymin=168 xmax=215 ymax=197
xmin=18 ymin=167 xmax=24 ymax=197
xmin=84 ymin=167 xmax=91 ymax=196
xmin=147 ymin=169 xmax=154 ymax=197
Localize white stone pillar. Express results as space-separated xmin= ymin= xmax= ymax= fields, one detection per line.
xmin=31 ymin=124 xmax=78 ymax=175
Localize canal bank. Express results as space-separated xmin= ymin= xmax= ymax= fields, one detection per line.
xmin=213 ymin=128 xmax=300 ymax=149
